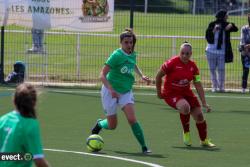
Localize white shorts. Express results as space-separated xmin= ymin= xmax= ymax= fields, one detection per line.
xmin=101 ymin=85 xmax=134 ymax=116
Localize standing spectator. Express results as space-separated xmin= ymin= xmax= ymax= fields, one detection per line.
xmin=155 ymin=42 xmax=216 ymax=147
xmin=239 ymin=13 xmax=250 ymax=93
xmin=91 ymin=28 xmax=152 ymax=154
xmin=27 ymin=28 xmax=45 ymax=54
xmin=196 ymin=0 xmax=205 ymax=14
xmin=205 ymin=9 xmax=238 ymax=92
xmin=0 ymin=83 xmax=50 ymax=167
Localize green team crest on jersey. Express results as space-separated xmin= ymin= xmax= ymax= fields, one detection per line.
xmin=120 ymin=64 xmax=134 ymax=74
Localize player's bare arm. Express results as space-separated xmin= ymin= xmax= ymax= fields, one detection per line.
xmin=193 ymin=82 xmax=211 ymax=112
xmin=134 ymin=64 xmax=150 ymax=85
xmin=34 ymin=158 xmax=50 ymax=167
xmin=100 ymin=65 xmax=119 ymax=98
xmin=155 ymin=69 xmax=165 ymax=99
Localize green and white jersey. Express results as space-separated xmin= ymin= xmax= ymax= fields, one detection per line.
xmin=0 ymin=111 xmax=44 ymax=167
xmin=105 ymin=48 xmax=137 ymax=94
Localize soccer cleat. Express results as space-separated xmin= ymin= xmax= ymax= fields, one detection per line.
xmin=91 ymin=119 xmax=102 ymax=134
xmin=183 ymin=132 xmax=192 ymax=146
xmin=142 ymin=146 xmax=152 ymax=154
xmin=201 ymin=138 xmax=216 ymax=148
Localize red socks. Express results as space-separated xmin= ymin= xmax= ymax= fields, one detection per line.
xmin=179 ymin=113 xmax=190 ymax=133
xmin=196 ymin=121 xmax=207 ymax=141
xmin=180 ymin=113 xmax=208 ymax=141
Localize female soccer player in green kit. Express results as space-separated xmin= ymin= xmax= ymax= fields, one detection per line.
xmin=91 ymin=28 xmax=152 ymax=154
xmin=0 ymin=83 xmax=50 ymax=167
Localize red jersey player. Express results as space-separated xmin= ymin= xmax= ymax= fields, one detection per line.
xmin=156 ymin=42 xmax=216 ymax=148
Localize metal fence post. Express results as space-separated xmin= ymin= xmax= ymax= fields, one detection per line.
xmin=130 ymin=0 xmax=135 ymax=29
xmin=0 ymin=26 xmax=5 ymax=83
xmin=24 ymin=41 xmax=29 ymax=81
xmin=192 ymin=0 xmax=196 ymax=15
xmin=45 ymin=44 xmax=48 ymax=82
xmin=172 ymin=37 xmax=176 ymax=56
xmin=76 ymin=33 xmax=80 ymax=80
xmin=144 ymin=0 xmax=148 ymax=14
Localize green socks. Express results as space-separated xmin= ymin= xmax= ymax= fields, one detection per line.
xmin=131 ymin=122 xmax=146 ymax=147
xmin=98 ymin=120 xmax=147 ymax=148
xmin=98 ymin=119 xmax=109 ymax=129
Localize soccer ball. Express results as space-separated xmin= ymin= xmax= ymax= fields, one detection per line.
xmin=86 ymin=134 xmax=104 ymax=152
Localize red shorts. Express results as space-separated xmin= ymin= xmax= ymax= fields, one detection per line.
xmin=164 ymin=93 xmax=201 ymax=109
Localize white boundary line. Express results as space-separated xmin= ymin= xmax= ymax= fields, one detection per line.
xmin=44 ymin=148 xmax=165 ymax=167
xmin=48 ymin=90 xmax=250 ymax=99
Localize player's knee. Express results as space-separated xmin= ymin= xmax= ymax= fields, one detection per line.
xmin=196 ymin=113 xmax=204 ymax=122
xmin=177 ymin=99 xmax=190 ymax=114
xmin=128 ymin=118 xmax=137 ymax=125
xmin=178 ymin=103 xmax=190 ymax=114
xmin=108 ymin=122 xmax=117 ymax=130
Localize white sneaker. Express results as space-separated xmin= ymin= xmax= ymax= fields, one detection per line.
xmin=27 ymin=47 xmax=45 ymax=54
xmin=242 ymin=88 xmax=246 ymax=93
xmin=27 ymin=47 xmax=39 ymax=54
xmin=211 ymin=88 xmax=218 ymax=93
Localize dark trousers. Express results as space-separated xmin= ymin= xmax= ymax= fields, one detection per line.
xmin=241 ymin=55 xmax=249 ymax=89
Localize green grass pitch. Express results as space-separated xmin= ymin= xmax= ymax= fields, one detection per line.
xmin=0 ymin=86 xmax=249 ymax=167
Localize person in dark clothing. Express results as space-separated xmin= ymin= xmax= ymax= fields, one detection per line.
xmin=239 ymin=13 xmax=250 ymax=93
xmin=205 ymin=9 xmax=238 ymax=92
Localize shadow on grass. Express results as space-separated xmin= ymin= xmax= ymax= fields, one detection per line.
xmin=172 ymin=146 xmax=221 ymax=152
xmin=113 ymin=150 xmax=166 ymax=158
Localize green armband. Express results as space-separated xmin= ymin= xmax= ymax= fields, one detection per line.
xmin=194 ymin=75 xmax=201 ymax=82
